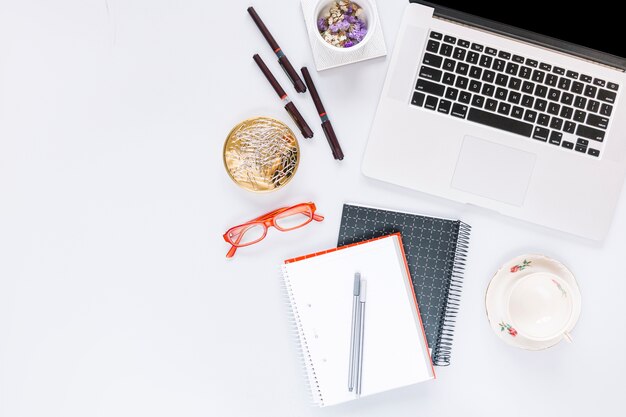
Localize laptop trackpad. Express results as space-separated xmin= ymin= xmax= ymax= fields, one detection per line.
xmin=451 ymin=136 xmax=536 ymax=207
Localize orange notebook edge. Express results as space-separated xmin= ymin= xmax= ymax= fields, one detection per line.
xmin=284 ymin=232 xmax=437 ymax=379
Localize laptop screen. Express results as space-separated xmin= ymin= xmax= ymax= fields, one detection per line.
xmin=421 ymin=1 xmax=624 ymax=59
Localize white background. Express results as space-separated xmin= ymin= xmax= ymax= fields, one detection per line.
xmin=1 ymin=0 xmax=625 ymax=416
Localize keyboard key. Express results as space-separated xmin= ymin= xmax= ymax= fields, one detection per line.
xmin=493 ymin=59 xmax=506 ymax=72
xmin=535 ymin=85 xmax=548 ymax=98
xmin=425 ymin=95 xmax=438 ymax=110
xmin=469 ymin=80 xmax=482 ymax=93
xmin=458 ymin=39 xmax=470 ymax=48
xmin=430 ymin=31 xmax=443 ymax=40
xmin=587 ymin=100 xmax=599 ymax=113
xmin=495 ymin=87 xmax=508 ymax=100
xmin=548 ymin=88 xmax=561 ymax=101
xmin=584 ymin=84 xmax=597 ymax=98
xmin=485 ymin=98 xmax=498 ymax=111
xmin=546 ymin=74 xmax=558 ymax=86
xmin=445 ymin=87 xmax=459 ymax=101
xmin=588 ymin=148 xmax=600 ymax=157
xmin=513 ymin=55 xmax=525 ymax=63
xmin=469 ymin=66 xmax=483 ymax=79
xmin=509 ymin=77 xmax=522 ymax=90
xmin=577 ymin=138 xmax=589 ymax=146
xmin=479 ymin=55 xmax=493 ymax=68
xmin=576 ymin=124 xmax=605 ymax=141
xmin=575 ymin=144 xmax=587 ymax=153
xmin=444 ymin=35 xmax=456 ymax=44
xmin=550 ymin=117 xmax=563 ymax=130
xmin=558 ymin=77 xmax=571 ymax=90
xmin=560 ymin=106 xmax=573 ymax=119
xmin=482 ymin=84 xmax=495 ymax=97
xmin=532 ymin=70 xmax=545 ymax=83
xmin=607 ymin=82 xmax=619 ymax=91
xmin=534 ymin=99 xmax=547 ymax=112
xmin=593 ymin=78 xmax=606 ymax=87
xmin=600 ymin=103 xmax=613 ymax=117
xmin=486 ymin=47 xmax=497 ymax=56
xmin=498 ymin=102 xmax=511 ymax=115
xmin=467 ymin=52 xmax=480 ymax=64
xmin=533 ymin=126 xmax=549 ymax=141
xmin=468 ymin=107 xmax=533 ymax=136
xmin=564 ymin=121 xmax=576 ymax=133
xmin=524 ymin=109 xmax=537 ymax=123
xmin=522 ymin=81 xmax=535 ymax=94
xmin=442 ymin=59 xmax=456 ymax=73
xmin=561 ymin=93 xmax=574 ymax=106
xmin=471 ymin=95 xmax=485 ymax=108
xmin=427 ymin=40 xmax=440 ymax=53
xmin=553 ymin=66 xmax=565 ymax=75
xmin=482 ymin=70 xmax=495 ymax=83
xmin=459 ymin=91 xmax=472 ymax=104
xmin=519 ymin=66 xmax=532 ymax=79
xmin=547 ymin=102 xmax=560 ymax=115
xmin=538 ymin=113 xmax=550 ymax=126
xmin=508 ymin=91 xmax=521 ymax=104
xmin=456 ymin=63 xmax=469 ymax=75
xmin=574 ymin=96 xmax=587 ymax=109
xmin=416 ymin=79 xmax=445 ymax=96
xmin=451 ymin=103 xmax=468 ymax=118
xmin=521 ymin=95 xmax=534 ymax=108
xmin=549 ymin=131 xmax=563 ymax=145
xmin=562 ymin=140 xmax=574 ymax=149
xmin=423 ymin=53 xmax=443 ymax=68
xmin=566 ymin=70 xmax=578 ymax=79
xmin=540 ymin=62 xmax=552 ymax=71
xmin=440 ymin=44 xmax=453 ymax=57
xmin=597 ymin=89 xmax=616 ymax=103
xmin=586 ymin=114 xmax=609 ymax=130
xmin=411 ymin=92 xmax=425 ymax=107
xmin=442 ymin=72 xmax=456 ymax=86
xmin=506 ymin=62 xmax=519 ymax=75
xmin=471 ymin=43 xmax=484 ymax=52
xmin=511 ymin=106 xmax=524 ymax=119
xmin=495 ymin=73 xmax=508 ymax=86
xmin=438 ymin=99 xmax=452 ymax=114
xmin=571 ymin=81 xmax=584 ymax=94
xmin=454 ymin=47 xmax=467 ymax=61
xmin=526 ymin=59 xmax=538 ymax=68
xmin=498 ymin=51 xmax=511 ymax=60
xmin=574 ymin=110 xmax=586 ymax=122
xmin=420 ymin=66 xmax=443 ymax=82
xmin=455 ymin=76 xmax=469 ymax=89
xmin=580 ymin=74 xmax=592 ymax=83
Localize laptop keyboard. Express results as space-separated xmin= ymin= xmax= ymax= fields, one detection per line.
xmin=411 ymin=30 xmax=620 ymax=158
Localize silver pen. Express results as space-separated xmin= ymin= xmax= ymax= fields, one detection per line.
xmin=355 ymin=280 xmax=366 ymax=397
xmin=348 ymin=273 xmax=361 ymax=392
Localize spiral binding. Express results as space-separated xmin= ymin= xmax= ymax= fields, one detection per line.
xmin=432 ymin=221 xmax=472 ymax=366
xmin=280 ymin=265 xmax=325 ymax=406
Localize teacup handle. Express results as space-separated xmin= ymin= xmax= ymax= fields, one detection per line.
xmin=563 ymin=332 xmax=573 ymax=343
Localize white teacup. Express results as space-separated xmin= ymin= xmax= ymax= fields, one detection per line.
xmin=506 ymin=272 xmax=574 ymax=342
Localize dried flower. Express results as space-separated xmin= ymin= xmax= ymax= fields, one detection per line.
xmin=317 ymin=1 xmax=368 ymax=48
xmin=317 ymin=17 xmax=328 ymax=31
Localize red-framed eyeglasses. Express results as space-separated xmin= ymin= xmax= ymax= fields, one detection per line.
xmin=223 ymin=202 xmax=324 ymax=258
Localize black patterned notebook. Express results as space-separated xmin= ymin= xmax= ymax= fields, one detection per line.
xmin=337 ymin=204 xmax=471 ymax=366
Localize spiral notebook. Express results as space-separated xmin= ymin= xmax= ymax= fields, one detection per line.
xmin=281 ymin=234 xmax=435 ymax=407
xmin=337 ymin=204 xmax=471 ymax=366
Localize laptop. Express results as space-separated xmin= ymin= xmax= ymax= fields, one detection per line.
xmin=362 ymin=1 xmax=626 ymax=240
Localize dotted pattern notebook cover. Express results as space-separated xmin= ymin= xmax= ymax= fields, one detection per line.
xmin=337 ymin=204 xmax=471 ymax=366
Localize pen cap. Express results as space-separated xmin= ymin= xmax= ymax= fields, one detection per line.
xmin=359 ymin=280 xmax=367 ymax=302
xmin=353 ymin=273 xmax=361 ymax=296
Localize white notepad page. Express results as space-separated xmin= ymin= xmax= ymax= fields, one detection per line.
xmin=282 ymin=234 xmax=435 ymax=407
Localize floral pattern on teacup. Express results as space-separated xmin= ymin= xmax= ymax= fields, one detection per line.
xmin=499 ymin=321 xmax=518 ymax=337
xmin=510 ymin=259 xmax=531 ymax=273
xmin=551 ymin=279 xmax=567 ymax=297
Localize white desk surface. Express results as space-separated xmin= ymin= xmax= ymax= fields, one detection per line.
xmin=1 ymin=1 xmax=625 ymax=416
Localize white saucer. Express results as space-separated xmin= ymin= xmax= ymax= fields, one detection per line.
xmin=485 ymin=254 xmax=582 ymax=350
